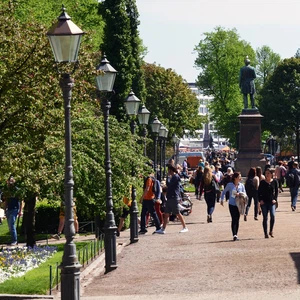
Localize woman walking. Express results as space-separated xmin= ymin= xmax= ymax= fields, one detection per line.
xmin=194 ymin=166 xmax=203 ymax=199
xmin=244 ymin=167 xmax=259 ymax=221
xmin=258 ymin=168 xmax=278 ymax=238
xmin=199 ymin=166 xmax=218 ymax=223
xmin=220 ymin=172 xmax=246 ymax=241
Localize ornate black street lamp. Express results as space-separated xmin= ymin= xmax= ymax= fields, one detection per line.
xmin=124 ymin=90 xmax=140 ymax=244
xmin=159 ymin=125 xmax=167 ymax=181
xmin=47 ymin=5 xmax=84 ymax=300
xmin=162 ymin=127 xmax=169 ymax=179
xmin=95 ymin=56 xmax=118 ymax=273
xmin=150 ymin=117 xmax=161 ymax=178
xmin=138 ymin=105 xmax=150 ymax=156
xmin=172 ymin=134 xmax=180 ymax=165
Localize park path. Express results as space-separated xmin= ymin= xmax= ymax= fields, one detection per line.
xmin=2 ymin=188 xmax=300 ymax=300
xmin=80 ymin=188 xmax=300 ymax=300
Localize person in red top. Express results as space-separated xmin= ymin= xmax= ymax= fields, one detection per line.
xmin=139 ymin=173 xmax=161 ymax=234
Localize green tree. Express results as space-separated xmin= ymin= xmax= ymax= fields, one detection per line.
xmin=255 ymin=45 xmax=281 ymax=93
xmin=143 ymin=63 xmax=204 ymax=140
xmin=260 ymin=58 xmax=300 ymax=139
xmin=0 ymin=3 xmax=148 ymax=220
xmin=7 ymin=0 xmax=104 ymax=51
xmin=194 ymin=26 xmax=255 ymax=144
xmin=99 ymin=0 xmax=146 ymax=120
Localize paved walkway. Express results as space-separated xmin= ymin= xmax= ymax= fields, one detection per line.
xmin=2 ymin=188 xmax=300 ymax=300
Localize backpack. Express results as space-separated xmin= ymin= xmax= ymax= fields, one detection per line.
xmin=245 ymin=177 xmax=256 ymax=195
xmin=286 ymin=172 xmax=295 ymax=187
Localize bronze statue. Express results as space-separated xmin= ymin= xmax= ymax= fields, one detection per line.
xmin=239 ymin=56 xmax=257 ymax=109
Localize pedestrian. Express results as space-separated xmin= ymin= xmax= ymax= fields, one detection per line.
xmin=220 ymin=167 xmax=233 ymax=201
xmin=244 ymin=167 xmax=259 ymax=221
xmin=220 ymin=172 xmax=246 ymax=241
xmin=194 ymin=166 xmax=203 ymax=199
xmin=52 ymin=198 xmax=79 ymax=240
xmin=258 ymin=168 xmax=278 ymax=238
xmin=199 ymin=166 xmax=218 ymax=223
xmin=278 ymin=161 xmax=287 ymax=192
xmin=2 ymin=175 xmax=23 ymax=246
xmin=116 ymin=187 xmax=132 ymax=237
xmin=286 ymin=162 xmax=300 ymax=211
xmin=155 ymin=164 xmax=188 ymax=234
xmin=139 ymin=173 xmax=161 ymax=234
xmin=213 ymin=163 xmax=223 ymax=202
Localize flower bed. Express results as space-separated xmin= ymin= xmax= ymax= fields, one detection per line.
xmin=0 ymin=245 xmax=57 ymax=284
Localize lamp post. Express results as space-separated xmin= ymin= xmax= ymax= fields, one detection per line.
xmin=172 ymin=134 xmax=179 ymax=165
xmin=150 ymin=117 xmax=161 ymax=178
xmin=95 ymin=55 xmax=118 ymax=273
xmin=138 ymin=105 xmax=150 ymax=156
xmin=162 ymin=127 xmax=169 ymax=179
xmin=159 ymin=125 xmax=167 ymax=181
xmin=124 ymin=90 xmax=141 ymax=244
xmin=47 ymin=5 xmax=83 ymax=300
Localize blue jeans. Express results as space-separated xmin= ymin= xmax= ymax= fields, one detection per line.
xmin=6 ymin=208 xmax=19 ymax=243
xmin=290 ymin=186 xmax=299 ymax=208
xmin=141 ymin=200 xmax=161 ymax=231
xmin=261 ymin=203 xmax=275 ymax=235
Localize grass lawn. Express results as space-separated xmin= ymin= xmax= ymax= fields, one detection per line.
xmin=0 ymin=218 xmax=49 ymax=245
xmin=0 ymin=240 xmax=99 ymax=295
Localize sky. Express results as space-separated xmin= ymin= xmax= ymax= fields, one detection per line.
xmin=136 ymin=0 xmax=300 ymax=82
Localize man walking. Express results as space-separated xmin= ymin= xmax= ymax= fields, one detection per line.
xmin=287 ymin=162 xmax=300 ymax=211
xmin=3 ymin=175 xmax=23 ymax=246
xmin=155 ymin=164 xmax=188 ymax=234
xmin=139 ymin=173 xmax=161 ymax=234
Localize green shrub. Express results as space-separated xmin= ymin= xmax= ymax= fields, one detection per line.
xmin=34 ymin=199 xmax=60 ymax=234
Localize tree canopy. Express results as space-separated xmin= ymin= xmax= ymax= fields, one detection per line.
xmin=143 ymin=63 xmax=204 ymax=141
xmin=0 ymin=3 xmax=149 ymax=220
xmin=260 ymin=57 xmax=300 ymax=138
xmin=194 ymin=26 xmax=255 ymax=144
xmin=99 ymin=0 xmax=146 ymax=120
xmin=255 ymin=45 xmax=281 ymax=93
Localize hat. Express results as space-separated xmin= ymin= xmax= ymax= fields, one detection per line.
xmin=168 ymin=164 xmax=177 ymax=172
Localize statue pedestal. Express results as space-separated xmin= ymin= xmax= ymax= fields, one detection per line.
xmin=235 ymin=109 xmax=265 ymax=176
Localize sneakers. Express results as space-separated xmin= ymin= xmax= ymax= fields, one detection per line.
xmin=155 ymin=228 xmax=165 ymax=234
xmin=233 ymin=235 xmax=239 ymax=241
xmin=52 ymin=233 xmax=61 ymax=240
xmin=74 ymin=234 xmax=80 ymax=239
xmin=180 ymin=227 xmax=189 ymax=233
xmin=244 ymin=215 xmax=247 ymax=221
xmin=138 ymin=229 xmax=148 ymax=234
xmin=7 ymin=241 xmax=18 ymax=246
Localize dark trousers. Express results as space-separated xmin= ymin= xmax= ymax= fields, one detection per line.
xmin=229 ymin=204 xmax=240 ymax=237
xmin=204 ymin=191 xmax=216 ymax=215
xmin=245 ymin=191 xmax=258 ymax=218
xmin=141 ymin=200 xmax=161 ymax=231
